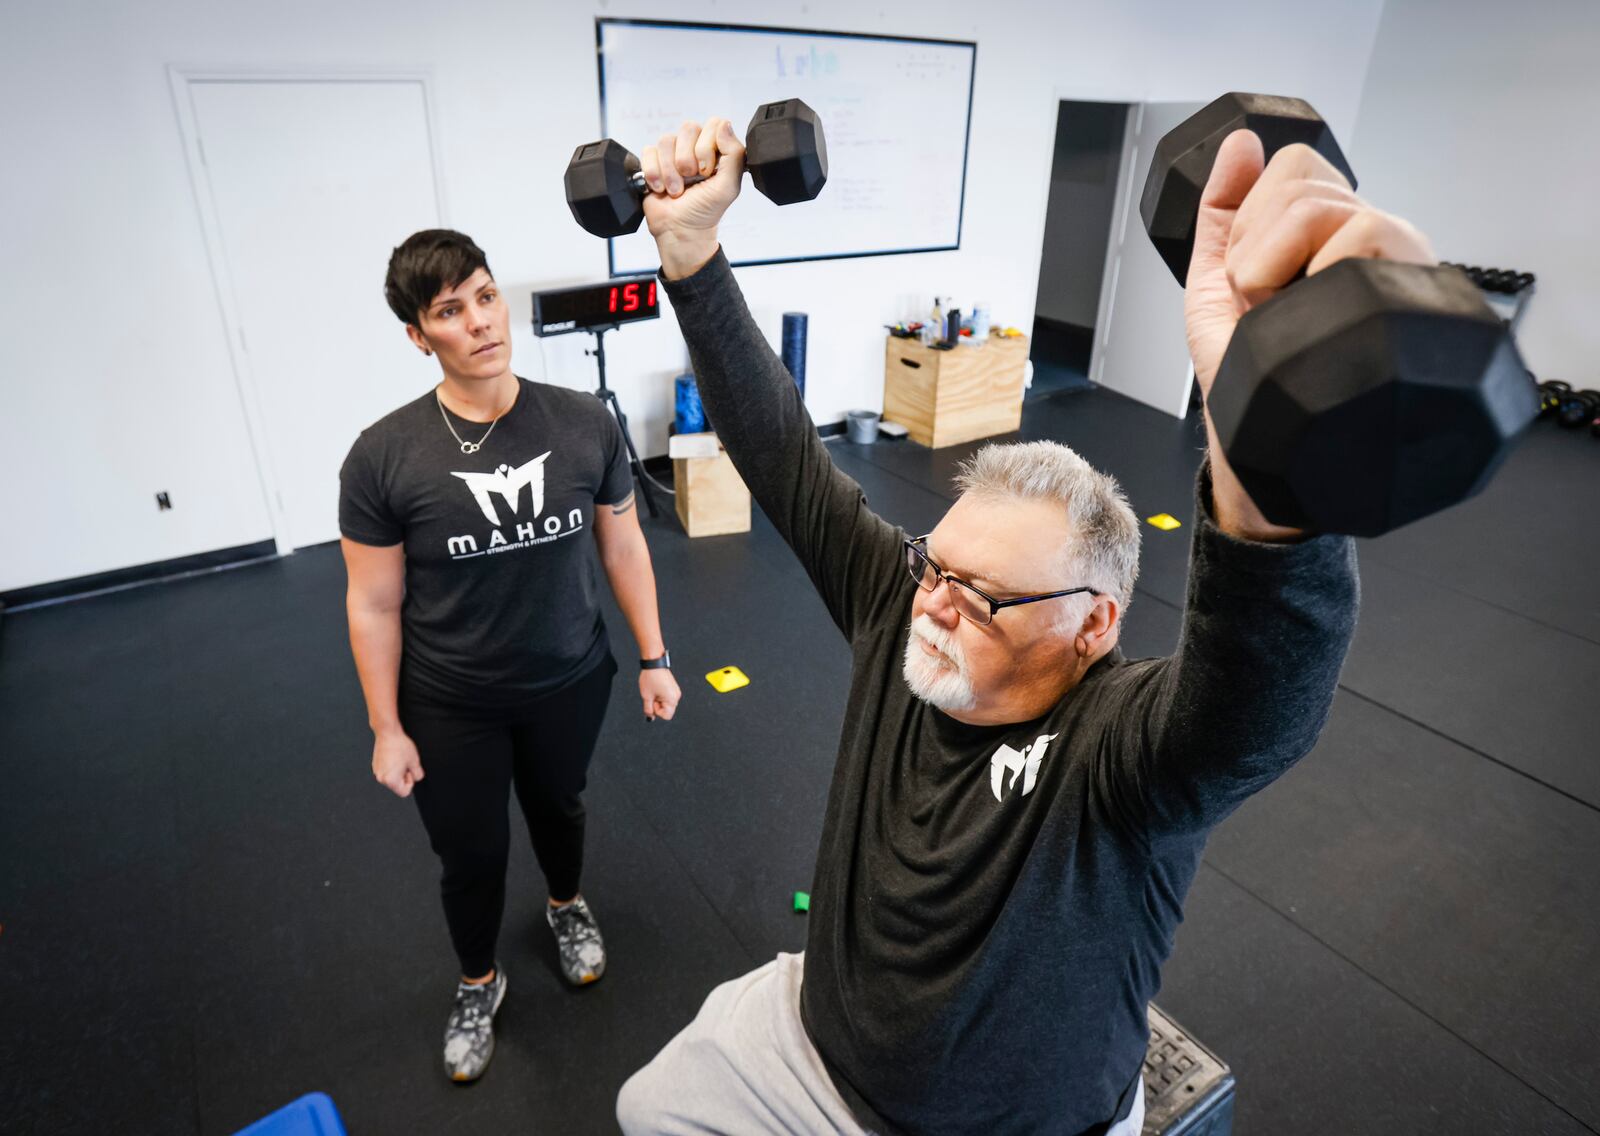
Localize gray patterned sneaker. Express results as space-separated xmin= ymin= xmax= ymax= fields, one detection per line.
xmin=547 ymin=896 xmax=606 ymax=986
xmin=443 ymin=967 xmax=506 ymax=1082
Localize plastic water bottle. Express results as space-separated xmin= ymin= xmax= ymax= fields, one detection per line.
xmin=971 ymin=302 xmax=991 ymax=344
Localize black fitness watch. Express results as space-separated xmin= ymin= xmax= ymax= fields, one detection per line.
xmin=640 ymin=650 xmax=672 ymax=670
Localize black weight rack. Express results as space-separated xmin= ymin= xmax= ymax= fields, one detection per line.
xmin=1443 ymin=262 xmax=1537 ymax=330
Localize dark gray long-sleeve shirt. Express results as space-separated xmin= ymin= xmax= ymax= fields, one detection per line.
xmin=662 ymin=250 xmax=1358 ymax=1136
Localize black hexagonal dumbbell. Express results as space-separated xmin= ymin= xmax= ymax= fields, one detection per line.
xmin=565 ymin=98 xmax=828 ymax=238
xmin=1141 ymin=92 xmax=1539 ymax=536
xmin=1141 ymin=92 xmax=1358 ymax=285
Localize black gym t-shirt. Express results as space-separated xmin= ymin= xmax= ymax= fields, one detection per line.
xmin=663 ymin=251 xmax=1359 ymax=1136
xmin=339 ymin=377 xmax=632 ymax=707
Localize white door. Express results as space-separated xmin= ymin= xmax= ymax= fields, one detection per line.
xmin=187 ymin=78 xmax=443 ymax=549
xmin=1090 ymin=101 xmax=1204 ymax=419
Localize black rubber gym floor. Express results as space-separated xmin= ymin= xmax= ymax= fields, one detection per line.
xmin=2 ymin=386 xmax=1597 ymax=1135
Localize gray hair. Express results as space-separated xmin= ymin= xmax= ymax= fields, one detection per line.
xmin=952 ymin=441 xmax=1141 ymax=623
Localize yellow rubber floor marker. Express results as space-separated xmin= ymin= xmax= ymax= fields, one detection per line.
xmin=1146 ymin=513 xmax=1183 ymax=531
xmin=706 ymin=665 xmax=751 ymax=693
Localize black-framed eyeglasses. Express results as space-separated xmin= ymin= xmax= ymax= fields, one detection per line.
xmin=903 ymin=535 xmax=1102 ymax=627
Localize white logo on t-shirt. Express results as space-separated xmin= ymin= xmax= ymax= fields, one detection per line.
xmin=444 ymin=450 xmax=586 ymax=560
xmin=990 ymin=733 xmax=1059 ymax=802
xmin=452 ymin=452 xmax=551 ymax=525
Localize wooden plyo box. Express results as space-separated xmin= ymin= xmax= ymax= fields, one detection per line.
xmin=671 ymin=433 xmax=752 ymax=538
xmin=882 ymin=335 xmax=1030 ymax=449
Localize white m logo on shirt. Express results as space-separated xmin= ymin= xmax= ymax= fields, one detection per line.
xmin=990 ymin=733 xmax=1059 ymax=802
xmin=452 ymin=452 xmax=551 ymax=526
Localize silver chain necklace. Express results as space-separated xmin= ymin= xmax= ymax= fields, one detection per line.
xmin=436 ymin=387 xmax=513 ymax=454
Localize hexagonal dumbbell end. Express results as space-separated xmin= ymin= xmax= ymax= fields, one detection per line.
xmin=1209 ymin=260 xmax=1539 ymax=536
xmin=745 ymin=98 xmax=828 ymax=206
xmin=565 ymin=139 xmax=645 ymax=238
xmin=1141 ymin=93 xmax=1357 ymax=286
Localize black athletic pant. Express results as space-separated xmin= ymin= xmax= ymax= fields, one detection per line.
xmin=399 ymin=655 xmax=615 ymax=979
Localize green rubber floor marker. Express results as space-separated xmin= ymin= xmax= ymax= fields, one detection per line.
xmin=793 ymin=891 xmax=810 ymax=913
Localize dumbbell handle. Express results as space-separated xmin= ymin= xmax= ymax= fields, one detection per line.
xmin=627 ymin=170 xmax=712 ymax=196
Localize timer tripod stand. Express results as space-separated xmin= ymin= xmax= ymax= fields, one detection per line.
xmin=584 ymin=325 xmax=672 ymax=517
xmin=531 ymin=277 xmax=672 ymax=518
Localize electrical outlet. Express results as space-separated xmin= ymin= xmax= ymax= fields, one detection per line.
xmin=156 ymin=492 xmax=172 ymax=511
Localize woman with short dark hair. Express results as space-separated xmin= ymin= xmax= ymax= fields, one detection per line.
xmin=340 ymin=229 xmax=680 ymax=1082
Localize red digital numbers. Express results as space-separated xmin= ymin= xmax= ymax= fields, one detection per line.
xmin=606 ymin=282 xmax=655 ymax=319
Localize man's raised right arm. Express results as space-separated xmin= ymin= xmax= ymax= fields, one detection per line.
xmin=646 ymin=117 xmax=903 ymax=639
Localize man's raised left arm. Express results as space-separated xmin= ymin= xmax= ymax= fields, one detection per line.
xmin=1105 ymin=129 xmax=1436 ymax=834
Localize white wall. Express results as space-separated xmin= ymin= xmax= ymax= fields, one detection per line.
xmin=0 ymin=0 xmax=1385 ymax=591
xmin=1349 ymin=0 xmax=1598 ymax=385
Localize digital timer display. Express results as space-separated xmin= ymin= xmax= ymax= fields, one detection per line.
xmin=532 ymin=277 xmax=660 ymax=336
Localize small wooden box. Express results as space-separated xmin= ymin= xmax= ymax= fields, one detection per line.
xmin=882 ymin=335 xmax=1030 ymax=449
xmin=672 ymin=434 xmax=752 ymax=537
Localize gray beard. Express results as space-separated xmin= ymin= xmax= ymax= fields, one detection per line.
xmin=902 ymin=619 xmax=977 ymax=712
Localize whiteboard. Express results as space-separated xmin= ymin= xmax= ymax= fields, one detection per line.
xmin=596 ymin=20 xmax=976 ymax=275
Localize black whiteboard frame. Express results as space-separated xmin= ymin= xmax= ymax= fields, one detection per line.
xmin=595 ymin=17 xmax=977 ymax=277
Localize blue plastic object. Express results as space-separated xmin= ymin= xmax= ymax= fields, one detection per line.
xmin=674 ymin=374 xmax=706 ymax=435
xmin=232 ymin=1092 xmax=347 ymax=1136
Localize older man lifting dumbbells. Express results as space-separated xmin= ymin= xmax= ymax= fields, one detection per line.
xmin=580 ymin=96 xmax=1532 ymax=1136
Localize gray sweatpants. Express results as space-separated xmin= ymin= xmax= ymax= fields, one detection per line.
xmin=616 ymin=952 xmax=1147 ymax=1136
